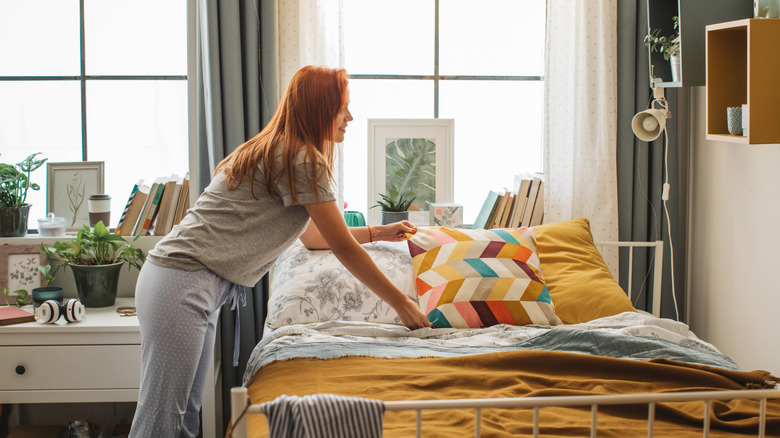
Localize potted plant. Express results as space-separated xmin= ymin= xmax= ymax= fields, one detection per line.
xmin=372 ymin=192 xmax=416 ymax=225
xmin=40 ymin=221 xmax=145 ymax=307
xmin=0 ymin=152 xmax=48 ymax=237
xmin=645 ymin=16 xmax=681 ymax=82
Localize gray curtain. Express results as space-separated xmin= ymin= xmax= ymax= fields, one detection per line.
xmin=616 ymin=0 xmax=686 ymax=320
xmin=195 ymin=0 xmax=271 ymax=432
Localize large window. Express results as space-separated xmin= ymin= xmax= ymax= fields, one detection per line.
xmin=0 ymin=0 xmax=188 ymax=230
xmin=342 ymin=0 xmax=545 ymax=225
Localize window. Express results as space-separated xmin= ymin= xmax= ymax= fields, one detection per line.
xmin=0 ymin=0 xmax=188 ymax=230
xmin=342 ymin=0 xmax=545 ymax=225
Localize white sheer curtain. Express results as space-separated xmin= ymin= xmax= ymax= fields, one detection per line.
xmin=274 ymin=0 xmax=345 ymax=209
xmin=544 ymin=0 xmax=618 ymax=264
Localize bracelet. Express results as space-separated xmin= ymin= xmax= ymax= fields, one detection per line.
xmin=367 ymin=225 xmax=376 ymax=244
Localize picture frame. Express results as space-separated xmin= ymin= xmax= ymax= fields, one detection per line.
xmin=367 ymin=119 xmax=454 ymax=226
xmin=46 ymin=161 xmax=105 ymax=232
xmin=1 ymin=244 xmax=49 ymax=302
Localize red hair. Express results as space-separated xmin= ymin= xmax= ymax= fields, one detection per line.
xmin=215 ymin=66 xmax=349 ymax=202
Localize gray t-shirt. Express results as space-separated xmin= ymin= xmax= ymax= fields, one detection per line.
xmin=147 ymin=151 xmax=335 ymax=287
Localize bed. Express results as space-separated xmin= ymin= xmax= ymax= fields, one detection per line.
xmin=229 ymin=218 xmax=780 ymax=437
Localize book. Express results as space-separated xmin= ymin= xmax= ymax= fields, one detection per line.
xmin=489 ymin=191 xmax=510 ymax=229
xmin=0 ymin=306 xmax=35 ymax=326
xmin=497 ymin=193 xmax=515 ymax=228
xmin=521 ymin=177 xmax=543 ymax=227
xmin=113 ymin=179 xmax=142 ymax=235
xmin=510 ymin=178 xmax=532 ymax=228
xmin=116 ymin=181 xmax=150 ymax=236
xmin=154 ymin=175 xmax=180 ymax=236
xmin=472 ymin=190 xmax=500 ymax=230
xmin=528 ymin=179 xmax=545 ymax=227
xmin=172 ymin=172 xmax=191 ymax=227
xmin=134 ymin=177 xmax=167 ymax=236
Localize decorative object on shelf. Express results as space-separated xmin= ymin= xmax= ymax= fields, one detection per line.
xmin=727 ymin=106 xmax=743 ymax=135
xmin=343 ymin=210 xmax=366 ymax=227
xmin=754 ymin=0 xmax=780 ymax=18
xmin=372 ymin=192 xmax=415 ymax=225
xmin=430 ymin=203 xmax=463 ymax=227
xmin=367 ymin=119 xmax=454 ymax=226
xmin=0 ymin=152 xmax=48 ymax=237
xmin=31 ymin=286 xmax=64 ymax=309
xmin=88 ymin=194 xmax=111 ymax=227
xmin=40 ymin=221 xmax=145 ymax=307
xmin=37 ymin=212 xmax=67 ymax=237
xmin=46 ymin=161 xmax=105 ymax=232
xmin=0 ymin=244 xmax=48 ymax=307
xmin=644 ymin=16 xmax=681 ymax=82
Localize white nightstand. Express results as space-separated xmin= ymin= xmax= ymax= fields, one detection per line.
xmin=0 ymin=298 xmax=221 ymax=438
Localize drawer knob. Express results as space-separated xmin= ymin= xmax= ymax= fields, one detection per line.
xmin=15 ymin=365 xmax=25 ymax=375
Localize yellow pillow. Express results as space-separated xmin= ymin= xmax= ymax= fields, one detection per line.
xmin=533 ymin=218 xmax=636 ymax=324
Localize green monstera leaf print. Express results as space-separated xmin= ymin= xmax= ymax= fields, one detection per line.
xmin=384 ymin=138 xmax=436 ymax=211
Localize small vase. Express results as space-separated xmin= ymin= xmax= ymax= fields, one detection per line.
xmin=69 ymin=262 xmax=124 ymax=307
xmin=0 ymin=204 xmax=31 ymax=237
xmin=380 ymin=211 xmax=409 ymax=225
xmin=31 ymin=286 xmax=64 ymax=309
xmin=669 ymin=54 xmax=681 ymax=83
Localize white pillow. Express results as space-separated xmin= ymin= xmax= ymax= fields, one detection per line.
xmin=265 ymin=240 xmax=417 ymax=328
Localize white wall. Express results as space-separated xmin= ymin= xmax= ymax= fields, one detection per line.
xmin=688 ymin=86 xmax=780 ymax=376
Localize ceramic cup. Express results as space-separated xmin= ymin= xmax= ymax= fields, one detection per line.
xmin=727 ymin=107 xmax=742 ymax=136
xmin=88 ymin=194 xmax=111 ymax=227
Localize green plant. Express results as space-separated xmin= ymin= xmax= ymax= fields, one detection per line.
xmin=372 ymin=192 xmax=416 ymax=212
xmin=1 ymin=288 xmax=29 ymax=307
xmin=39 ymin=221 xmax=146 ymax=279
xmin=644 ymin=16 xmax=680 ymax=61
xmin=0 ymin=153 xmax=48 ymax=208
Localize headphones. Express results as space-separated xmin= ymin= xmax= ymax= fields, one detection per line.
xmin=35 ymin=299 xmax=86 ymax=324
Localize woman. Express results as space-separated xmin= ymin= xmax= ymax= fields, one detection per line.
xmin=129 ymin=65 xmax=430 ymax=438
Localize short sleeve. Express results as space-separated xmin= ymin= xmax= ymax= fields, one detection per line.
xmin=277 ymin=152 xmax=336 ymax=206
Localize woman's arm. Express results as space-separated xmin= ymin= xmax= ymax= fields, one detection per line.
xmin=303 ymin=200 xmax=430 ymax=330
xmin=299 ymin=215 xmax=416 ymax=250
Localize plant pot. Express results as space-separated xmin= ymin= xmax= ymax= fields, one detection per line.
xmin=31 ymin=286 xmax=64 ymax=309
xmin=0 ymin=204 xmax=31 ymax=237
xmin=380 ymin=211 xmax=409 ymax=225
xmin=669 ymin=54 xmax=681 ymax=83
xmin=69 ymin=262 xmax=124 ymax=307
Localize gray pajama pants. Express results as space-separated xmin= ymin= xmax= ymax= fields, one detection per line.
xmin=129 ymin=261 xmax=243 ymax=438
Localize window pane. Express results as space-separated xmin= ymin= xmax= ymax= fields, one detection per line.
xmin=87 ymin=80 xmax=188 ymax=226
xmin=85 ymin=0 xmax=187 ymax=75
xmin=439 ymin=0 xmax=545 ymax=76
xmin=342 ymin=79 xmax=433 ymax=216
xmin=0 ymin=0 xmax=81 ymax=76
xmin=439 ymin=80 xmax=543 ymax=225
xmin=343 ymin=0 xmax=434 ymax=75
xmin=0 ymin=81 xmax=83 ymax=228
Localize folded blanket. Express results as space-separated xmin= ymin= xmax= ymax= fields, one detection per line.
xmin=259 ymin=393 xmax=385 ymax=438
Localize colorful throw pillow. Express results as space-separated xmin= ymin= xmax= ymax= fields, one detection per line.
xmin=265 ymin=240 xmax=417 ymax=328
xmin=533 ymin=218 xmax=636 ymax=324
xmin=407 ymin=227 xmax=562 ymax=328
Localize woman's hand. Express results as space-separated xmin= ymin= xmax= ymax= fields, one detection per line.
xmin=394 ymin=297 xmax=432 ymax=330
xmin=372 ymin=221 xmax=417 ymax=242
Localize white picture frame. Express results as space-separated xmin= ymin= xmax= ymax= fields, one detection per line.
xmin=46 ymin=162 xmax=105 ymax=232
xmin=367 ymin=119 xmax=454 ymax=226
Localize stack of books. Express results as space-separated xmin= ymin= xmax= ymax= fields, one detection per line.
xmin=472 ymin=174 xmax=544 ymax=230
xmin=114 ymin=172 xmax=191 ymax=236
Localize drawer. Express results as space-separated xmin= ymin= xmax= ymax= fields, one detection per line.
xmin=0 ymin=345 xmax=141 ymax=391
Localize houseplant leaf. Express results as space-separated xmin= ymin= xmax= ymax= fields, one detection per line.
xmin=384 ymin=138 xmax=436 ymax=211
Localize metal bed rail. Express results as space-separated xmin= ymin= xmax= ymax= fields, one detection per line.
xmin=594 ymin=240 xmax=663 ymax=317
xmin=230 ymin=387 xmax=780 ymax=438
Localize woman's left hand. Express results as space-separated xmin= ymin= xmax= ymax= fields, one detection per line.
xmin=373 ymin=221 xmax=417 ymax=242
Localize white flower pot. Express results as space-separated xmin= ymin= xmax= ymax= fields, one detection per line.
xmin=670 ymin=54 xmax=681 ymax=83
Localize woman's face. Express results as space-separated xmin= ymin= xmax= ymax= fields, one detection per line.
xmin=332 ymin=100 xmax=353 ymax=143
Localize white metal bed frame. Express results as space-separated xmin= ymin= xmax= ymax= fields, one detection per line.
xmin=228 ymin=240 xmax=780 ymax=437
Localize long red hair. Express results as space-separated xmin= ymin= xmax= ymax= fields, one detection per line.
xmin=215 ymin=66 xmax=349 ymax=202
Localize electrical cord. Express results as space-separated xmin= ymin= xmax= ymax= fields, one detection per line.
xmin=662 ymin=127 xmax=680 ymax=321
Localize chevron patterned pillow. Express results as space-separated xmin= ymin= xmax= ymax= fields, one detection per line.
xmin=407 ymin=227 xmax=562 ymax=328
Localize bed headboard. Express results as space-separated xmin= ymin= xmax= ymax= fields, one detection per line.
xmin=594 ymin=240 xmax=663 ymax=318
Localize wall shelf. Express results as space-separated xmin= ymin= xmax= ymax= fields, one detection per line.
xmin=706 ymin=18 xmax=780 ymax=144
xmin=646 ymin=0 xmax=752 ymax=87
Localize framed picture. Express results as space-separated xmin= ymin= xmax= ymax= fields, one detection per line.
xmin=1 ymin=245 xmax=49 ymax=301
xmin=367 ymin=119 xmax=454 ymax=225
xmin=46 ymin=161 xmax=105 ymax=232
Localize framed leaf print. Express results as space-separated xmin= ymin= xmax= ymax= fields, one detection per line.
xmin=367 ymin=119 xmax=454 ymax=226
